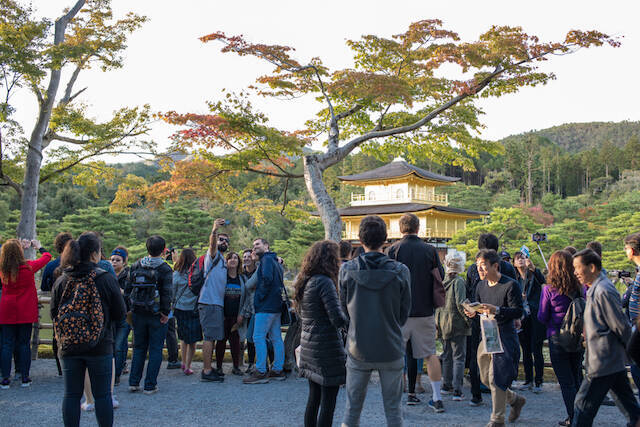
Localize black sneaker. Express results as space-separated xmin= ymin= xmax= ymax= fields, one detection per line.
xmin=558 ymin=418 xmax=571 ymax=426
xmin=243 ymin=370 xmax=269 ymax=384
xmin=21 ymin=377 xmax=32 ymax=388
xmin=470 ymin=396 xmax=483 ymax=407
xmin=452 ymin=390 xmax=464 ymax=401
xmin=201 ymin=370 xmax=224 ymax=383
xmin=167 ymin=361 xmax=182 ymax=370
xmin=428 ymin=399 xmax=445 ymax=413
xmin=114 ymin=376 xmax=120 ymax=387
xmin=440 ymin=385 xmax=454 ymax=395
xmin=143 ymin=386 xmax=158 ymax=395
xmin=215 ymin=367 xmax=225 ymax=377
xmin=407 ymin=394 xmax=421 ymax=406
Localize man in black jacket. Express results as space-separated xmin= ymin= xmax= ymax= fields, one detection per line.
xmin=125 ymin=235 xmax=173 ymax=395
xmin=466 ymin=233 xmax=518 ymax=406
xmin=386 ymin=213 xmax=446 ymax=412
xmin=340 ymin=215 xmax=411 ymax=427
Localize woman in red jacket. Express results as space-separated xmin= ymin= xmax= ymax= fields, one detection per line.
xmin=0 ymin=238 xmax=51 ymax=388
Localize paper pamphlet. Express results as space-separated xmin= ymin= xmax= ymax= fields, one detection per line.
xmin=462 ymin=299 xmax=484 ymax=313
xmin=481 ymin=315 xmax=504 ymax=354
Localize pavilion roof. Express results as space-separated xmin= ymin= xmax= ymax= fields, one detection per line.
xmin=334 ymin=203 xmax=488 ymax=217
xmin=338 ymin=159 xmax=460 ymax=184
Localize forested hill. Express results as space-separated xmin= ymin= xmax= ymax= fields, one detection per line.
xmin=500 ymin=120 xmax=640 ymax=152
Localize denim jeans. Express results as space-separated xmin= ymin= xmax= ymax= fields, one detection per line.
xmin=442 ymin=335 xmax=467 ymax=392
xmin=253 ymin=312 xmax=284 ymax=373
xmin=343 ymin=356 xmax=403 ymax=427
xmin=1 ymin=323 xmax=32 ymax=380
xmin=62 ymin=354 xmax=113 ymax=427
xmin=573 ymin=370 xmax=640 ymax=427
xmin=549 ymin=340 xmax=583 ymax=422
xmin=114 ymin=318 xmax=131 ymax=378
xmin=129 ymin=313 xmax=168 ymax=390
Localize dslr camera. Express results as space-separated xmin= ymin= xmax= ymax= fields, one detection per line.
xmin=610 ymin=270 xmax=632 ymax=279
xmin=531 ymin=232 xmax=547 ymax=243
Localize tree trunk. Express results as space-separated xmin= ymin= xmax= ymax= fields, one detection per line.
xmin=15 ymin=0 xmax=85 ymax=258
xmin=303 ymin=155 xmax=342 ymax=241
xmin=526 ymin=158 xmax=533 ymax=205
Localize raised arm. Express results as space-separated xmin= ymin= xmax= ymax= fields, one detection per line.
xmin=209 ymin=218 xmax=226 ymax=255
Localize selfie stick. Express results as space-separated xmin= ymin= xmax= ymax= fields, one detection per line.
xmin=536 ymin=242 xmax=548 ymax=270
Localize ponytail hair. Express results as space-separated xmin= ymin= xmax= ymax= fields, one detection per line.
xmin=60 ymin=232 xmax=101 ymax=268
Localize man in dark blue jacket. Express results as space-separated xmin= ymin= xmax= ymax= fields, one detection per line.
xmin=243 ymin=238 xmax=286 ymax=384
xmin=40 ymin=232 xmax=73 ymax=291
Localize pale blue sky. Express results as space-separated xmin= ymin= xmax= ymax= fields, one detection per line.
xmin=14 ymin=0 xmax=640 ymax=160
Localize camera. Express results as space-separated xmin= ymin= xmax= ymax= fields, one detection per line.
xmin=609 ymin=270 xmax=632 ymax=279
xmin=531 ymin=232 xmax=547 ymax=243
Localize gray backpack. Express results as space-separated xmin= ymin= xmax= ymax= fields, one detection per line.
xmin=552 ymin=293 xmax=586 ymax=352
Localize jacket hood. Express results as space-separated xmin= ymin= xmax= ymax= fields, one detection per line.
xmin=346 ymin=252 xmax=400 ymax=291
xmin=141 ymin=256 xmax=166 ymax=269
xmin=65 ymin=262 xmax=97 ymax=277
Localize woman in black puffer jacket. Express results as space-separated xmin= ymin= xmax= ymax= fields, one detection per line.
xmin=294 ymin=240 xmax=348 ymax=427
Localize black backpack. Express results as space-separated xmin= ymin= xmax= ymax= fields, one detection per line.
xmin=129 ymin=262 xmax=160 ymax=314
xmin=552 ymin=292 xmax=586 ymax=352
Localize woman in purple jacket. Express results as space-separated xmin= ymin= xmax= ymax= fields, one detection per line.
xmin=538 ymin=250 xmax=585 ymax=427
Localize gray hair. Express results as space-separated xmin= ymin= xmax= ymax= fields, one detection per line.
xmin=445 ymin=251 xmax=465 ymax=274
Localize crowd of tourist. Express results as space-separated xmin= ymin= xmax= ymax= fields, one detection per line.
xmin=1 ymin=214 xmax=640 ymax=427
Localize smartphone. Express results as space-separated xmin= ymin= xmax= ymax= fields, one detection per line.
xmin=224 ymin=219 xmax=230 ymax=225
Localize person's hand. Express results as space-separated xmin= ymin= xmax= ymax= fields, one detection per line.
xmin=212 ymin=218 xmax=226 ymax=233
xmin=480 ymin=303 xmax=498 ymax=315
xmin=20 ymin=239 xmax=30 ymax=249
xmin=277 ymin=256 xmax=284 ymax=265
xmin=160 ymin=314 xmax=169 ymax=324
xmin=514 ymin=318 xmax=522 ymax=330
xmin=526 ymin=258 xmax=535 ymax=271
xmin=236 ymin=315 xmax=244 ymax=325
xmin=464 ymin=309 xmax=477 ymax=318
xmin=31 ymin=239 xmax=42 ymax=250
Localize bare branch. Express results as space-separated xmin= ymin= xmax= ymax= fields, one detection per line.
xmin=60 ymin=64 xmax=83 ymax=105
xmin=280 ymin=177 xmax=290 ymax=215
xmin=335 ymin=104 xmax=364 ymax=121
xmin=68 ymin=87 xmax=88 ymax=103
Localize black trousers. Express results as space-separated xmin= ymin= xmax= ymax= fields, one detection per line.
xmin=573 ymin=370 xmax=640 ymax=427
xmin=518 ymin=316 xmax=544 ymax=385
xmin=164 ymin=317 xmax=178 ymax=363
xmin=304 ymin=380 xmax=340 ymax=427
xmin=469 ymin=317 xmax=482 ymax=399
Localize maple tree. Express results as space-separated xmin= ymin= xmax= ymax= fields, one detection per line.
xmin=0 ymin=0 xmax=150 ymax=255
xmin=127 ymin=20 xmax=619 ymax=240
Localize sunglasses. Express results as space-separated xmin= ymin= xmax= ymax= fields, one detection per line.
xmin=218 ymin=237 xmax=230 ymax=244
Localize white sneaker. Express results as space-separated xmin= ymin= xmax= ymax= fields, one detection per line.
xmin=112 ymin=396 xmax=120 ymax=409
xmin=81 ymin=402 xmax=95 ymax=412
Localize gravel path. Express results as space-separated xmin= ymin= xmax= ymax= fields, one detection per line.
xmin=0 ymin=359 xmax=629 ymax=426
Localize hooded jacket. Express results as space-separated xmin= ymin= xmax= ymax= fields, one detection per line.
xmin=0 ymin=251 xmax=51 ymax=324
xmin=254 ymin=252 xmax=284 ymax=314
xmin=125 ymin=256 xmax=173 ymax=316
xmin=436 ymin=273 xmax=471 ymax=340
xmin=339 ymin=252 xmax=411 ymax=363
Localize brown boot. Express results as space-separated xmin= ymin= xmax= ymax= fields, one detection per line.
xmin=508 ymin=394 xmax=526 ymax=422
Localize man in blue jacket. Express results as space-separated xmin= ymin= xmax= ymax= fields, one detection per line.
xmin=243 ymin=238 xmax=286 ymax=384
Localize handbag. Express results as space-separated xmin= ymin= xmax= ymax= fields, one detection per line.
xmin=280 ymin=283 xmax=294 ymax=326
xmin=432 ymin=251 xmax=446 ymax=308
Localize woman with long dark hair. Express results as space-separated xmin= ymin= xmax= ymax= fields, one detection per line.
xmin=295 ymin=240 xmax=347 ymax=427
xmin=0 ymin=238 xmax=51 ymax=388
xmin=51 ymin=232 xmax=126 ymax=427
xmin=215 ymin=251 xmax=245 ymax=376
xmin=538 ymin=250 xmax=584 ymax=426
xmin=172 ymin=248 xmax=201 ymax=375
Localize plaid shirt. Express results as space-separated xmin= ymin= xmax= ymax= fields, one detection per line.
xmin=628 ymin=270 xmax=640 ymax=322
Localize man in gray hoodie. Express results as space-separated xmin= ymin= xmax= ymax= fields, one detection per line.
xmin=572 ymin=249 xmax=640 ymax=427
xmin=340 ymin=215 xmax=411 ymax=427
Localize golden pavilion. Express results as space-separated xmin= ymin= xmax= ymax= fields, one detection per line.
xmin=338 ymin=158 xmax=488 ymax=242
